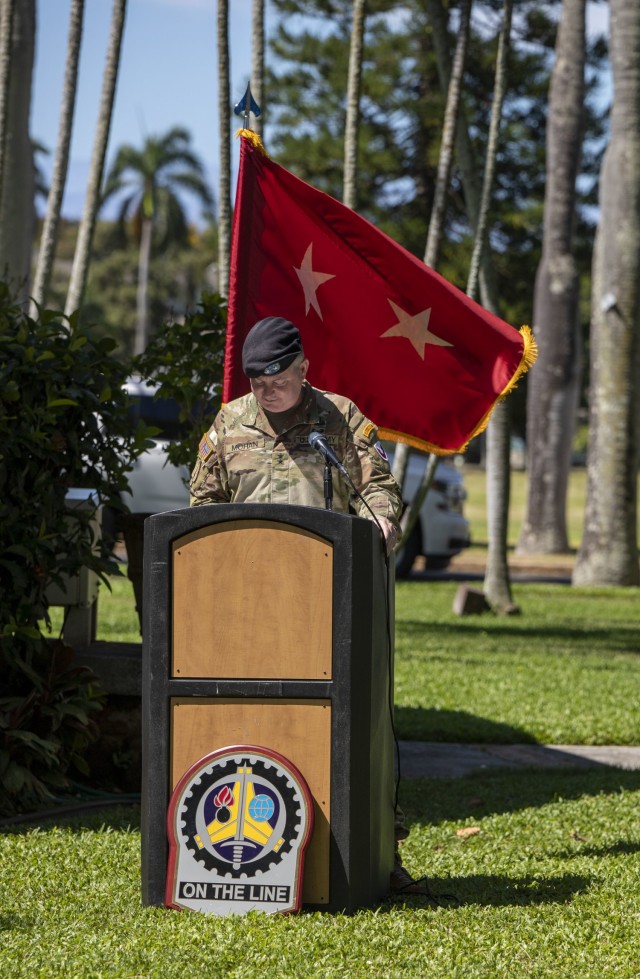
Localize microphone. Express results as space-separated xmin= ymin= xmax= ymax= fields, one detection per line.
xmin=308 ymin=431 xmax=349 ymax=477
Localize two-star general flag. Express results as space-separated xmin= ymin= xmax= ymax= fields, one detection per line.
xmin=224 ymin=130 xmax=537 ymax=454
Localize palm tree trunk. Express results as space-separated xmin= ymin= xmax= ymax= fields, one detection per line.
xmin=30 ymin=0 xmax=84 ymax=315
xmin=573 ymin=0 xmax=640 ymax=587
xmin=0 ymin=0 xmax=16 ymax=210
xmin=397 ymin=0 xmax=473 ymax=543
xmin=134 ymin=215 xmax=152 ymax=355
xmin=65 ymin=0 xmax=126 ymax=317
xmin=518 ymin=0 xmax=586 ymax=556
xmin=466 ymin=0 xmax=515 ymax=613
xmin=0 ymin=0 xmax=34 ymax=303
xmin=343 ymin=0 xmax=365 ymax=211
xmin=424 ymin=0 xmax=471 ymax=271
xmin=217 ymin=0 xmax=231 ymax=298
xmin=428 ymin=0 xmax=516 ymax=611
xmin=251 ymin=0 xmax=264 ymax=138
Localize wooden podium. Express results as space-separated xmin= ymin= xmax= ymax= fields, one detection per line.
xmin=140 ymin=503 xmax=395 ymax=913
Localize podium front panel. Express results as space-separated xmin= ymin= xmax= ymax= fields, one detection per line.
xmin=172 ymin=520 xmax=333 ymax=680
xmin=170 ymin=697 xmax=331 ymax=904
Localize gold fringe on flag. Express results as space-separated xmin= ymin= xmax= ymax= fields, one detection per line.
xmin=379 ymin=325 xmax=538 ymax=456
xmin=235 ymin=128 xmax=268 ymax=156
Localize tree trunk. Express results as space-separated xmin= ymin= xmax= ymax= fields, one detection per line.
xmin=251 ymin=0 xmax=264 ymax=138
xmin=573 ymin=0 xmax=640 ymax=587
xmin=343 ymin=0 xmax=365 ymax=211
xmin=424 ymin=0 xmax=471 ymax=271
xmin=397 ymin=0 xmax=472 ymax=545
xmin=0 ymin=0 xmax=16 ymax=209
xmin=133 ymin=214 xmax=152 ymax=355
xmin=0 ymin=0 xmax=34 ymax=303
xmin=217 ymin=0 xmax=231 ymax=298
xmin=65 ymin=0 xmax=126 ymax=317
xmin=464 ymin=0 xmax=516 ymax=613
xmin=518 ymin=0 xmax=586 ymax=556
xmin=30 ymin=0 xmax=84 ymax=314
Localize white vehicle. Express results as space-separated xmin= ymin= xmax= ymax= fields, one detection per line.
xmin=122 ymin=378 xmax=190 ymax=514
xmin=122 ymin=380 xmax=471 ymax=575
xmin=385 ymin=445 xmax=471 ymax=577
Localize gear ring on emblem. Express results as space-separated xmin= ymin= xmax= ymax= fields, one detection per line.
xmin=180 ymin=754 xmax=302 ymax=878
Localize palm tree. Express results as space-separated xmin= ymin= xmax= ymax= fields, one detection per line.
xmin=573 ymin=0 xmax=640 ymax=587
xmin=65 ymin=0 xmax=127 ymax=317
xmin=251 ymin=0 xmax=265 ymax=139
xmin=0 ymin=0 xmax=35 ymax=302
xmin=466 ymin=0 xmax=515 ymax=614
xmin=0 ymin=0 xmax=16 ymax=213
xmin=30 ymin=0 xmax=85 ymax=315
xmin=217 ymin=0 xmax=231 ymax=298
xmin=517 ymin=0 xmax=586 ymax=556
xmin=395 ymin=0 xmax=472 ymax=539
xmin=101 ymin=126 xmax=214 ymax=355
xmin=343 ymin=0 xmax=365 ymax=211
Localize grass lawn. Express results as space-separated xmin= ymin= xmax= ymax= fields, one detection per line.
xmin=22 ymin=470 xmax=640 ymax=976
xmin=55 ymin=566 xmax=639 ymax=746
xmin=2 ymin=767 xmax=640 ymax=977
xmin=394 ymin=581 xmax=640 ymax=745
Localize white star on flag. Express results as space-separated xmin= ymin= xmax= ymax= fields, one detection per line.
xmin=294 ymin=243 xmax=335 ymax=320
xmin=381 ymin=300 xmax=453 ymax=359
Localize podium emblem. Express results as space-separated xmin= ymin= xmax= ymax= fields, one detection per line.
xmin=165 ymin=745 xmax=314 ymax=916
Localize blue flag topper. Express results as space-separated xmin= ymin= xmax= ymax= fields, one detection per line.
xmin=234 ymin=83 xmax=262 ymax=120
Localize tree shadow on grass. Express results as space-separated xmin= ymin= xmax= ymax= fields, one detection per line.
xmin=554 ymin=839 xmax=640 ymax=861
xmin=389 ymin=872 xmax=593 ymax=908
xmin=398 ymin=766 xmax=640 ymax=829
xmin=0 ymin=802 xmax=141 ymax=835
xmin=398 ymin=618 xmax=640 ymax=656
xmin=394 ymin=706 xmax=538 ymax=743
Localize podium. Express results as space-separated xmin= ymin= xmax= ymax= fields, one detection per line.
xmin=141 ymin=503 xmax=395 ymax=913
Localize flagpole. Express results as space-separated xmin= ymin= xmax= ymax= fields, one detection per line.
xmin=234 ymin=82 xmax=262 ymax=133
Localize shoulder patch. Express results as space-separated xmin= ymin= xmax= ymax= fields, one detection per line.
xmin=198 ymin=432 xmax=216 ymax=462
xmin=362 ymin=422 xmax=376 ymax=441
xmin=374 ymin=441 xmax=388 ymax=461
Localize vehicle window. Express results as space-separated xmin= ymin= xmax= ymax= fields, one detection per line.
xmin=128 ymin=395 xmax=187 ymax=440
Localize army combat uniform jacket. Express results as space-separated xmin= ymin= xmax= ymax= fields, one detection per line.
xmin=190 ymin=382 xmax=402 ymax=531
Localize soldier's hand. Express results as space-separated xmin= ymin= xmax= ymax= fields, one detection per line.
xmin=377 ymin=517 xmax=399 ymax=556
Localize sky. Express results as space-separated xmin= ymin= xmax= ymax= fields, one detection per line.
xmin=31 ymin=0 xmax=611 ymax=225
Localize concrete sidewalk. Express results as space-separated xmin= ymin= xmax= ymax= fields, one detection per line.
xmin=398 ymin=742 xmax=640 ymax=779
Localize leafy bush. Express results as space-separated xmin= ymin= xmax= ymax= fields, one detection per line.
xmin=134 ymin=291 xmax=227 ymax=469
xmin=0 ymin=285 xmax=150 ymax=813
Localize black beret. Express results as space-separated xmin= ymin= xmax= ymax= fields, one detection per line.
xmin=242 ymin=317 xmax=303 ymax=377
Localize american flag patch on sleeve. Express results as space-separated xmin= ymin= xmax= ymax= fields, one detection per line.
xmin=198 ymin=432 xmax=215 ymax=462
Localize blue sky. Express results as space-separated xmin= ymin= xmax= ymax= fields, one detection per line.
xmin=32 ymin=0 xmax=254 ymax=220
xmin=31 ymin=0 xmax=610 ymax=224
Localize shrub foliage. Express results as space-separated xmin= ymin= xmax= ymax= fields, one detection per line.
xmin=0 ymin=286 xmax=150 ymax=813
xmin=134 ymin=291 xmax=227 ymax=469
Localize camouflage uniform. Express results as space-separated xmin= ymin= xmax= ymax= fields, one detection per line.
xmin=190 ymin=382 xmax=402 ymax=531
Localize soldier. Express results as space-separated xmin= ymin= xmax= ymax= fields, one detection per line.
xmin=190 ymin=315 xmax=427 ymax=895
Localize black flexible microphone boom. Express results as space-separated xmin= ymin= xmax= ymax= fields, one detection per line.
xmin=308 ymin=431 xmax=349 ymax=477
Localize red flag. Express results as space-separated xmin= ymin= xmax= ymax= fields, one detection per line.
xmin=224 ymin=131 xmax=537 ymax=454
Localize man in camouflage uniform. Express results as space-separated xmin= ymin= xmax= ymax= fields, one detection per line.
xmin=190 ymin=316 xmax=426 ymax=896
xmin=190 ymin=316 xmax=401 ymax=552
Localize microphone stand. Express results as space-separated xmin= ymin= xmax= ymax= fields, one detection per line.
xmin=323 ymin=462 xmax=334 ymax=510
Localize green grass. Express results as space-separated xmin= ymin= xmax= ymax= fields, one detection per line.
xmin=464 ymin=464 xmax=639 ymax=551
xmin=22 ymin=479 xmax=640 ymax=977
xmin=2 ymin=768 xmax=640 ymax=977
xmin=394 ymin=581 xmax=640 ymax=745
xmin=47 ymin=567 xmax=640 ymax=747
